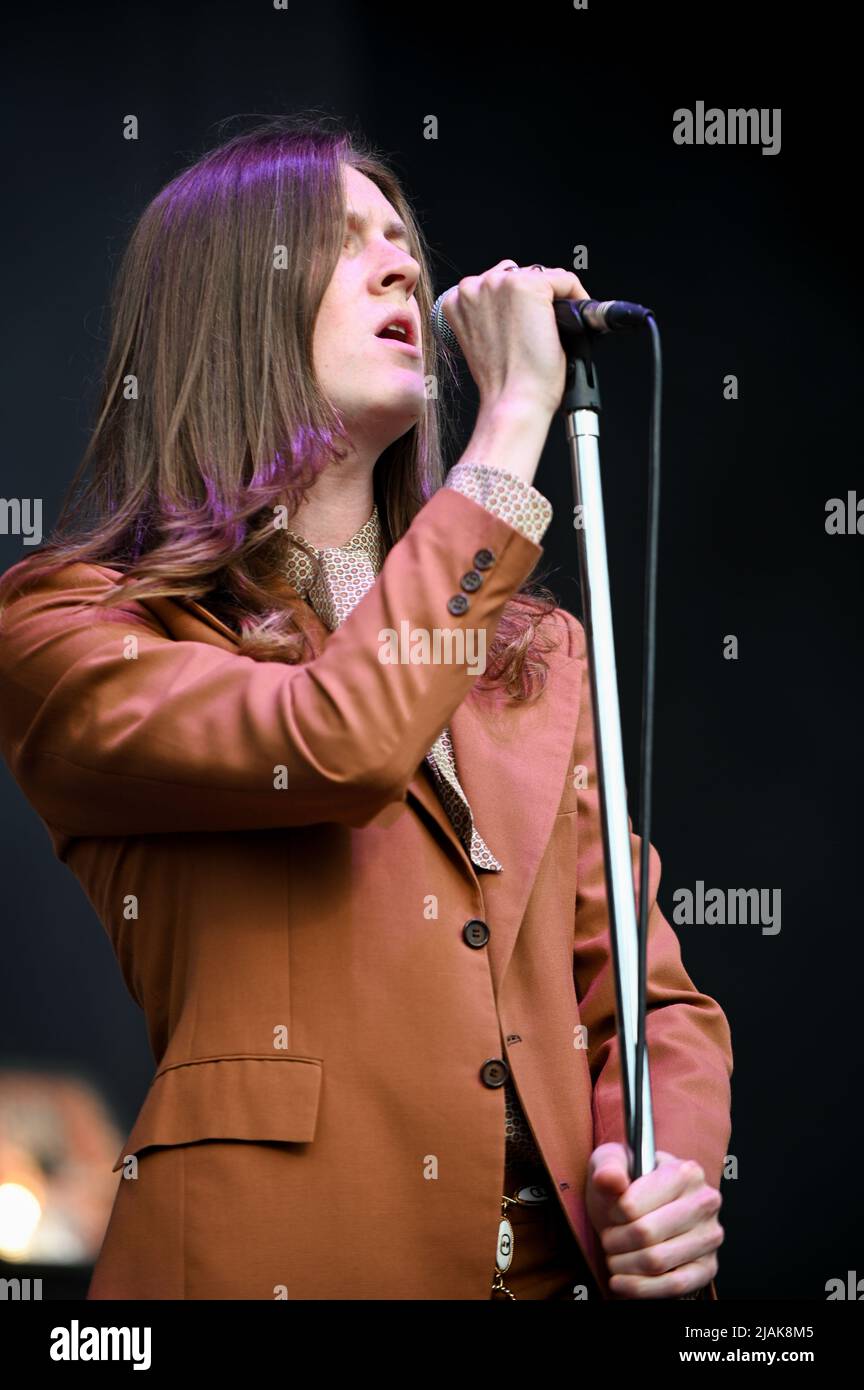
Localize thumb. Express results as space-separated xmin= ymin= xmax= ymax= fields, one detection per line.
xmin=588 ymin=1142 xmax=632 ymax=1199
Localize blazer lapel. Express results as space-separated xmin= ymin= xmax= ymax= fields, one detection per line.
xmin=445 ymin=639 xmax=583 ymax=984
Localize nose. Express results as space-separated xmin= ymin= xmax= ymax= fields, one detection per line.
xmin=375 ymin=247 xmax=420 ymax=302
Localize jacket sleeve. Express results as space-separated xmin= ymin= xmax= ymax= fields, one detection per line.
xmin=0 ymin=487 xmax=542 ymax=839
xmin=568 ymin=615 xmax=733 ymax=1293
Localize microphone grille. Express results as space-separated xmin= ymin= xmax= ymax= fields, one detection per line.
xmin=430 ymin=288 xmax=461 ymax=353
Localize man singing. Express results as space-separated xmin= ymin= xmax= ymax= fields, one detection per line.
xmin=0 ymin=115 xmax=731 ymax=1300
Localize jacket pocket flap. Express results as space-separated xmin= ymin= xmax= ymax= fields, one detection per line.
xmin=112 ymin=1053 xmax=323 ymax=1171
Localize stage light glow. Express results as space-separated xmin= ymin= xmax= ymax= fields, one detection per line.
xmin=0 ymin=1181 xmax=43 ymax=1259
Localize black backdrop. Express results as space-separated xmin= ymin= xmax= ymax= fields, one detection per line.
xmin=1 ymin=0 xmax=861 ymax=1301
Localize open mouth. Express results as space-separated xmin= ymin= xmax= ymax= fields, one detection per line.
xmin=377 ymin=322 xmax=411 ymax=342
xmin=374 ymin=315 xmax=420 ymax=355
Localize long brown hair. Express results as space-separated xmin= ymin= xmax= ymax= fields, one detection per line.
xmin=0 ymin=112 xmax=562 ymax=699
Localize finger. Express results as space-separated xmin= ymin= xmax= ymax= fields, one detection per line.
xmin=601 ymin=1184 xmax=722 ymax=1253
xmin=606 ymin=1219 xmax=725 ymax=1278
xmin=591 ymin=1167 xmax=631 ymax=1209
xmin=508 ymin=265 xmax=591 ymax=303
xmin=587 ymin=1143 xmax=631 ymax=1199
xmin=587 ymin=1142 xmax=631 ymax=1179
xmin=604 ymin=1157 xmax=707 ymax=1225
xmin=608 ymin=1254 xmax=718 ymax=1301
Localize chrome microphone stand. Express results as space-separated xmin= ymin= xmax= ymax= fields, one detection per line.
xmin=562 ymin=325 xmax=656 ymax=1179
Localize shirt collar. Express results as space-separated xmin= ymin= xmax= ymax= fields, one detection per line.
xmin=283 ymin=502 xmax=384 ymax=604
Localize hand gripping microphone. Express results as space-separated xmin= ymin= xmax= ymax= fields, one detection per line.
xmin=430 ymin=286 xmax=654 ymax=356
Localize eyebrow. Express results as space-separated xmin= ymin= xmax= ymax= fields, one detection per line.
xmin=345 ymin=207 xmax=411 ymax=243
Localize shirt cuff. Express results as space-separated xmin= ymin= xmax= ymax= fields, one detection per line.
xmin=443 ymin=461 xmax=553 ymax=545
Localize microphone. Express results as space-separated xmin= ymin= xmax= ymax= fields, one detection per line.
xmin=430 ymin=287 xmax=654 ymax=356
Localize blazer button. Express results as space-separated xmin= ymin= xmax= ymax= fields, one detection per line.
xmin=460 ymin=569 xmax=482 ymax=593
xmin=480 ymin=1058 xmax=510 ymax=1088
xmin=473 ymin=548 xmax=495 ymax=570
xmin=447 ymin=594 xmax=469 ymax=616
xmin=462 ymin=918 xmax=490 ymax=948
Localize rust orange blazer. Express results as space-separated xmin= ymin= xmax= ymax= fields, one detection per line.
xmin=0 ymin=485 xmax=733 ymax=1300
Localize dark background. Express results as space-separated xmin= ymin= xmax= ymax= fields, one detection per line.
xmin=1 ymin=0 xmax=860 ymax=1299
